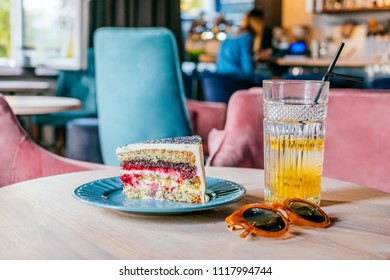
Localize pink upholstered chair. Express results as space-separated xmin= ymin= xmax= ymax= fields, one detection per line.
xmin=323 ymin=91 xmax=390 ymax=193
xmin=0 ymin=94 xmax=111 ymax=188
xmin=207 ymin=88 xmax=263 ymax=168
xmin=186 ymin=99 xmax=227 ymax=155
xmin=207 ymin=88 xmax=390 ymax=193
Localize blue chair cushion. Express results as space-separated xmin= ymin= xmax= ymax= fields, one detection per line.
xmin=65 ymin=118 xmax=103 ymax=164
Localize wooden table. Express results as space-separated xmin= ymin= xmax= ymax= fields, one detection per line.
xmin=1 ymin=167 xmax=389 ymax=260
xmin=4 ymin=95 xmax=81 ymax=115
xmin=0 ymin=80 xmax=51 ymax=95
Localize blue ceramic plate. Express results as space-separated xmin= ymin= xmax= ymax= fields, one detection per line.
xmin=73 ymin=176 xmax=245 ymax=215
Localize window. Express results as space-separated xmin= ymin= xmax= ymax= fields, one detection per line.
xmin=0 ymin=0 xmax=89 ymax=72
xmin=0 ymin=0 xmax=11 ymax=65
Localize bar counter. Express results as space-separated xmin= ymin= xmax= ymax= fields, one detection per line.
xmin=273 ymin=58 xmax=390 ymax=68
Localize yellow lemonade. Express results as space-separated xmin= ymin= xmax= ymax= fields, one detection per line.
xmin=262 ymin=80 xmax=329 ymax=205
xmin=264 ymin=136 xmax=325 ymax=205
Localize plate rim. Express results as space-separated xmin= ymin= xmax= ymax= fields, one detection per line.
xmin=73 ymin=176 xmax=246 ymax=214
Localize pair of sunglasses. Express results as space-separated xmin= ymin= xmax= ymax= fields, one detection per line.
xmin=226 ymin=198 xmax=337 ymax=238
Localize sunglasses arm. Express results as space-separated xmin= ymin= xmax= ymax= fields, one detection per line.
xmin=227 ymin=225 xmax=251 ymax=238
xmin=240 ymin=230 xmax=250 ymax=238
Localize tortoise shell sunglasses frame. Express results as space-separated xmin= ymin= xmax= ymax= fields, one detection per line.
xmin=225 ymin=198 xmax=334 ymax=238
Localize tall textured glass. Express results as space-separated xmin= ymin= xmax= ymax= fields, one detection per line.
xmin=263 ymin=80 xmax=329 ymax=205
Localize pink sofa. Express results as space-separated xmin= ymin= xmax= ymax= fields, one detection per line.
xmin=207 ymin=88 xmax=390 ymax=193
xmin=0 ymin=94 xmax=111 ymax=188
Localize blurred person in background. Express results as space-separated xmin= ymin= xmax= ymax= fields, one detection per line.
xmin=216 ymin=8 xmax=272 ymax=76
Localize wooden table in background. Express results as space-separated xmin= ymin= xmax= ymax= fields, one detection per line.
xmin=0 ymin=80 xmax=51 ymax=95
xmin=4 ymin=95 xmax=81 ymax=115
xmin=1 ymin=167 xmax=389 ymax=259
xmin=4 ymin=95 xmax=82 ymax=146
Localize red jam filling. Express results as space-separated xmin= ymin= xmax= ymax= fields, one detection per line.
xmin=120 ymin=163 xmax=197 ymax=187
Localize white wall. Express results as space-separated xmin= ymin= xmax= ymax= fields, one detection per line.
xmin=282 ymin=0 xmax=313 ymax=29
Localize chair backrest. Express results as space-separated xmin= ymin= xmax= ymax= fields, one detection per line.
xmin=323 ymin=91 xmax=390 ymax=193
xmin=185 ymin=99 xmax=227 ymax=155
xmin=207 ymin=88 xmax=264 ymax=168
xmin=94 ymin=27 xmax=192 ymax=165
xmin=0 ymin=94 xmax=108 ymax=187
xmin=56 ymin=48 xmax=97 ymax=115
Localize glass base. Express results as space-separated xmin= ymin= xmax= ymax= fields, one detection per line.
xmin=264 ymin=193 xmax=321 ymax=205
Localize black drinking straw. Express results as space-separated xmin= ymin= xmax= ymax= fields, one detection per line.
xmin=314 ymin=42 xmax=364 ymax=104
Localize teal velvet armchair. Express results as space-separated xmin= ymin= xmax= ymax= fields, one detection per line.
xmin=94 ymin=27 xmax=193 ymax=166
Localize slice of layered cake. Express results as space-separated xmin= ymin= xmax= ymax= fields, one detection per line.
xmin=116 ymin=135 xmax=206 ymax=203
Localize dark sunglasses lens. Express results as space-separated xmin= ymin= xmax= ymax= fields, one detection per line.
xmin=243 ymin=208 xmax=286 ymax=232
xmin=289 ymin=201 xmax=326 ymax=223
